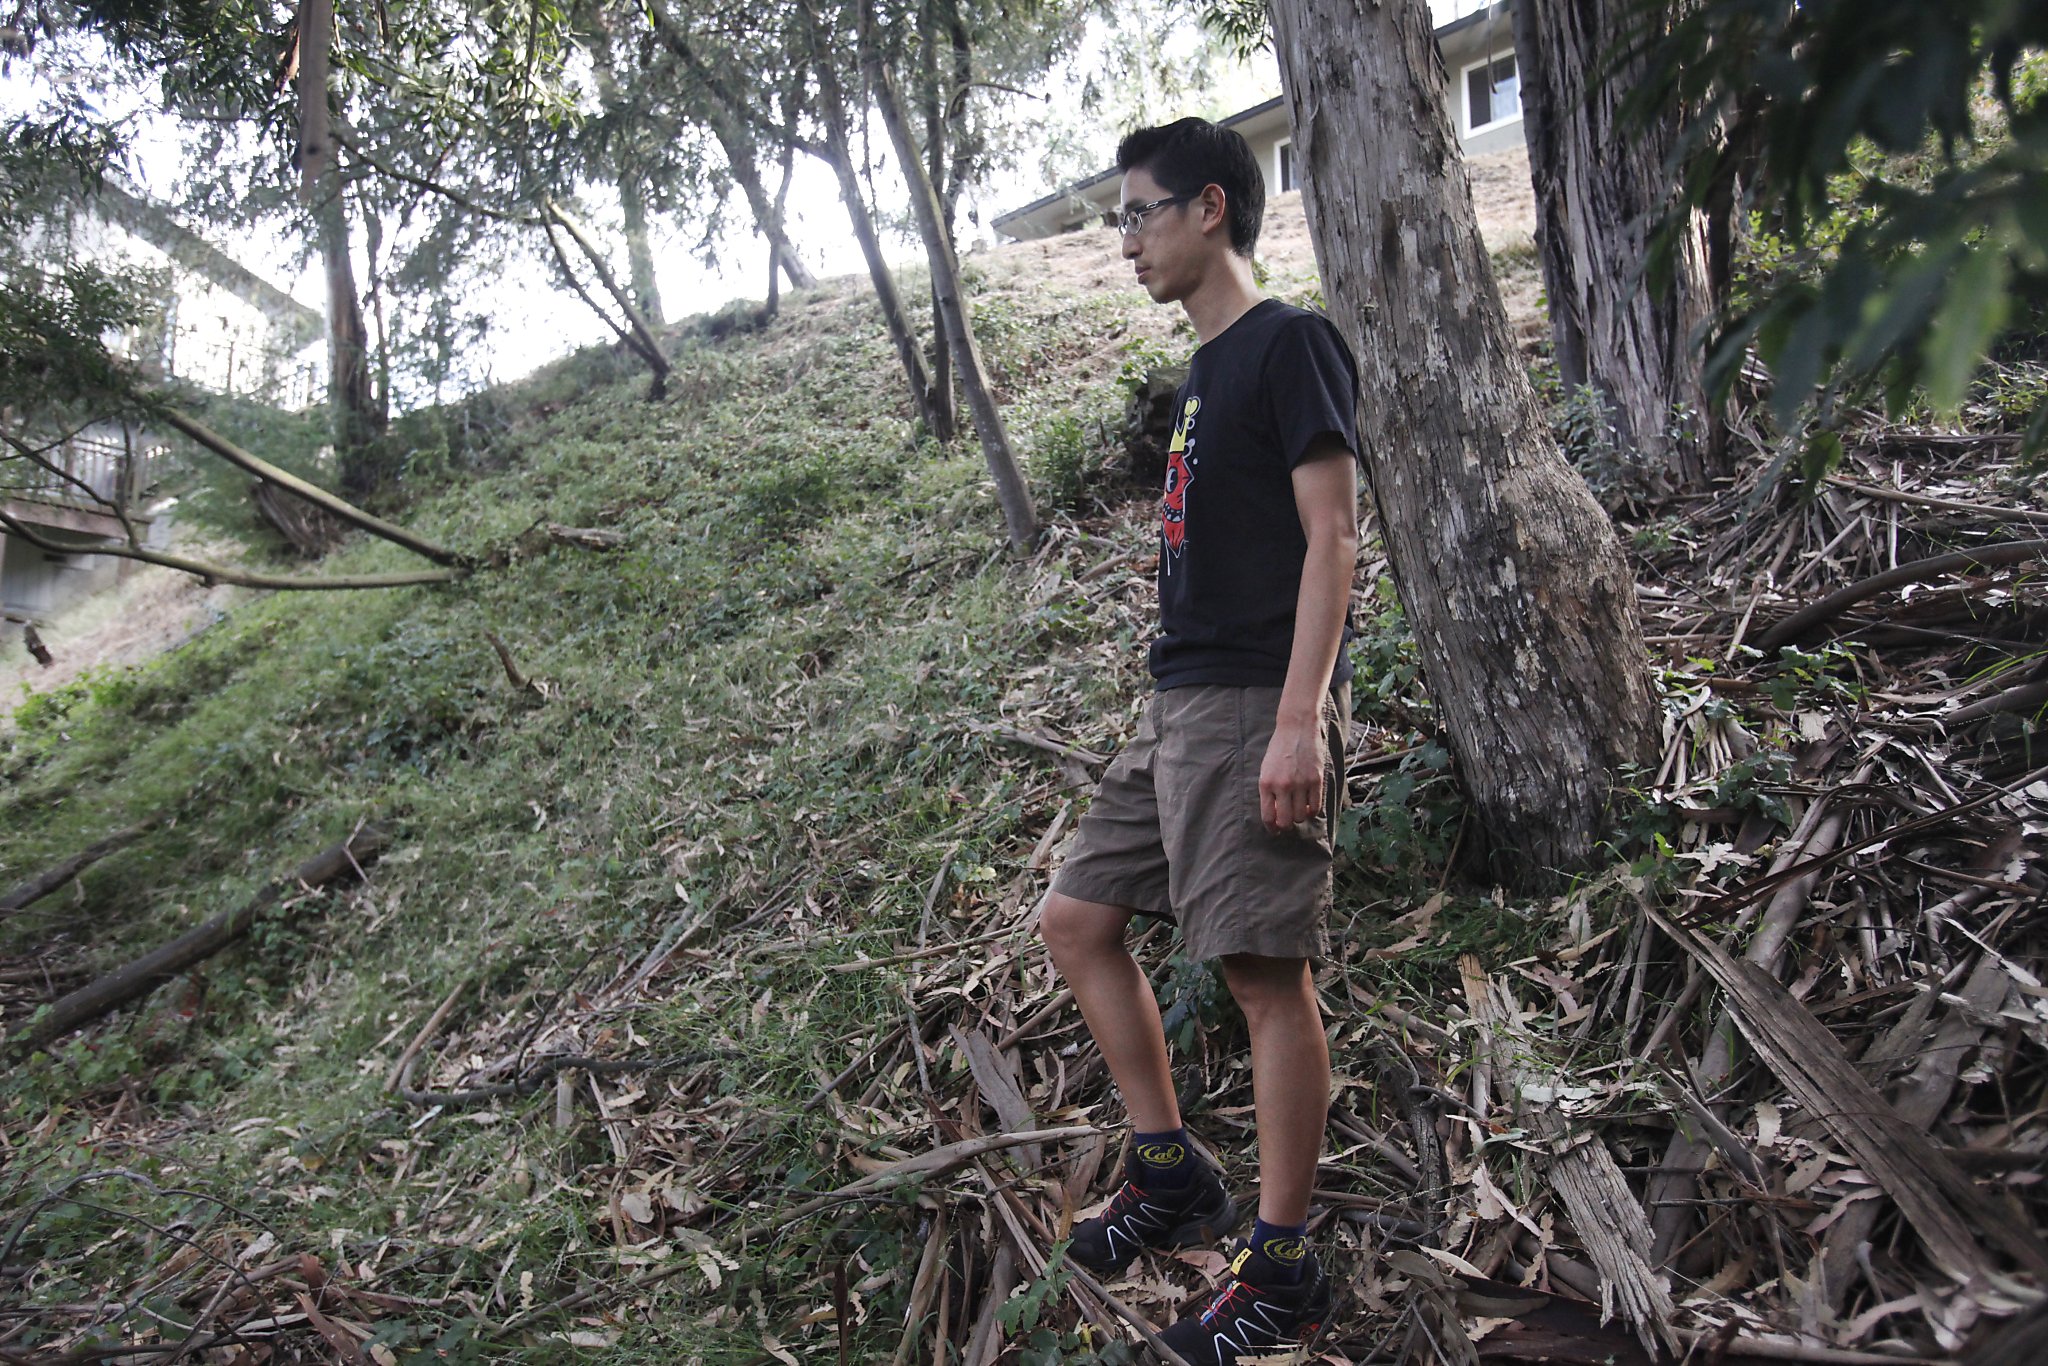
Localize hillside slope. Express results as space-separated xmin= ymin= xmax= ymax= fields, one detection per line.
xmin=6 ymin=156 xmax=2042 ymax=1366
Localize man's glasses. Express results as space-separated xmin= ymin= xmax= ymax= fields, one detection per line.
xmin=1111 ymin=194 xmax=1196 ymax=236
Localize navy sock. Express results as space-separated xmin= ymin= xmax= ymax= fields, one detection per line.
xmin=1241 ymin=1218 xmax=1310 ymax=1284
xmin=1130 ymin=1128 xmax=1197 ymax=1188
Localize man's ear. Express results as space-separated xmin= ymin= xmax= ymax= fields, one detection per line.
xmin=1198 ymin=184 xmax=1229 ymax=239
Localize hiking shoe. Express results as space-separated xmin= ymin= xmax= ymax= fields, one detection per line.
xmin=1067 ymin=1159 xmax=1239 ymax=1276
xmin=1156 ymin=1243 xmax=1332 ymax=1366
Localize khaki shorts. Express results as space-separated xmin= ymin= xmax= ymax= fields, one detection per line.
xmin=1051 ymin=684 xmax=1350 ymax=961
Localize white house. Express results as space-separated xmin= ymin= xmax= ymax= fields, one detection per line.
xmin=994 ymin=1 xmax=1522 ymax=242
xmin=2 ymin=184 xmax=324 ymax=624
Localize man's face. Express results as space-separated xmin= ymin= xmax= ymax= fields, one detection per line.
xmin=1119 ymin=167 xmax=1205 ymax=305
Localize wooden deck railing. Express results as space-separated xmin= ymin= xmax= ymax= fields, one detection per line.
xmin=2 ymin=431 xmax=165 ymax=520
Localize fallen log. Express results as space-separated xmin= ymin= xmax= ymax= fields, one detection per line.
xmin=11 ymin=827 xmax=386 ymax=1051
xmin=1 ymin=819 xmax=158 ymax=916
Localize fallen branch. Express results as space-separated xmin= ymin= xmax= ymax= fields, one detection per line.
xmin=1461 ymin=956 xmax=1678 ymax=1354
xmin=383 ymin=978 xmax=471 ymax=1093
xmin=395 ymin=1050 xmax=714 ymax=1108
xmin=1825 ymin=475 xmax=2048 ymax=527
xmin=155 ymin=409 xmax=468 ymax=568
xmin=1947 ymin=680 xmax=2048 ymax=725
xmin=10 ymin=827 xmax=387 ymax=1051
xmin=1756 ymin=539 xmax=2048 ymax=649
xmin=482 ymin=630 xmax=543 ymax=697
xmin=1 ymin=819 xmax=157 ymax=915
xmin=963 ymin=721 xmax=1108 ymax=769
xmin=1646 ymin=907 xmax=2048 ymax=1282
xmin=1694 ymin=762 xmax=2048 ymax=923
xmin=0 ymin=508 xmax=466 ymax=592
xmin=541 ymin=523 xmax=627 ymax=552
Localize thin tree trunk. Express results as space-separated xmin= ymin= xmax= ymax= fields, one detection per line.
xmin=1514 ymin=0 xmax=1722 ymax=489
xmin=543 ymin=199 xmax=671 ymax=397
xmin=708 ymin=117 xmax=820 ymax=294
xmin=363 ymin=202 xmax=392 ymax=428
xmin=590 ymin=34 xmax=666 ymax=325
xmin=769 ymin=139 xmax=814 ymax=291
xmin=639 ymin=0 xmax=820 ymax=294
xmin=862 ymin=19 xmax=1037 ymax=549
xmin=618 ymin=177 xmax=664 ymax=327
xmin=1267 ymin=0 xmax=1658 ymax=883
xmin=795 ymin=0 xmax=952 ymax=442
xmin=296 ymin=0 xmax=382 ymax=500
xmin=917 ymin=0 xmax=955 ymax=437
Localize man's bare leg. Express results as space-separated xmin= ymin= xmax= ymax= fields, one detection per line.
xmin=1039 ymin=890 xmax=1180 ymax=1132
xmin=1219 ymin=953 xmax=1328 ymax=1224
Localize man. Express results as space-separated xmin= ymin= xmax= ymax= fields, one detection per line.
xmin=1039 ymin=117 xmax=1360 ymax=1363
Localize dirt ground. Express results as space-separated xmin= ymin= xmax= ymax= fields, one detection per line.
xmin=0 ymin=547 xmax=240 ymax=720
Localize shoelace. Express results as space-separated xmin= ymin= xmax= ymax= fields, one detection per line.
xmin=1101 ymin=1180 xmax=1157 ymax=1226
xmin=1198 ymin=1276 xmax=1255 ymax=1326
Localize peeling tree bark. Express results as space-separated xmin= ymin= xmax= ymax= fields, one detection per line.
xmin=1266 ymin=0 xmax=1659 ymax=883
xmin=1514 ymin=0 xmax=1721 ymax=488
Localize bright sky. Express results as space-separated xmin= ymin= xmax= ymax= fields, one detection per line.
xmin=5 ymin=0 xmax=1496 ymax=401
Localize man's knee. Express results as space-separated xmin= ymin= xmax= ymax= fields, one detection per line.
xmin=1220 ymin=954 xmax=1316 ymax=1029
xmin=1040 ymin=891 xmax=1128 ymax=963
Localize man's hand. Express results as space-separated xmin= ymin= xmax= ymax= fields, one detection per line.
xmin=1259 ymin=714 xmax=1328 ymax=833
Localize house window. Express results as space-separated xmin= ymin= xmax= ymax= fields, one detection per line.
xmin=1277 ymin=140 xmax=1297 ymax=193
xmin=1463 ymin=51 xmax=1521 ymax=135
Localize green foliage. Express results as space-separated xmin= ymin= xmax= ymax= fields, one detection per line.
xmin=1031 ymin=411 xmax=1105 ymax=512
xmin=0 ymin=262 xmax=160 ymax=417
xmin=1347 ymin=578 xmax=1424 ymax=724
xmin=1753 ymin=640 xmax=1863 ymax=710
xmin=1635 ymin=1 xmax=2048 ymax=437
xmin=1115 ymin=333 xmax=1180 ymax=388
xmin=1336 ymin=739 xmax=1461 ymax=875
xmin=999 ymin=1245 xmax=1076 ymax=1336
xmin=1156 ymin=954 xmax=1227 ymax=1053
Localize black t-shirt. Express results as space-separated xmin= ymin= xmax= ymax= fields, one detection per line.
xmin=1149 ymin=298 xmax=1361 ymax=690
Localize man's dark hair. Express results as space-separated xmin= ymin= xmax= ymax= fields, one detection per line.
xmin=1115 ymin=117 xmax=1265 ymax=258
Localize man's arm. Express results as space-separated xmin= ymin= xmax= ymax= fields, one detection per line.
xmin=1259 ymin=438 xmax=1359 ymax=833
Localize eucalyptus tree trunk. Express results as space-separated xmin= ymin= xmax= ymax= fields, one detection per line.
xmin=589 ymin=36 xmax=666 ymax=326
xmin=916 ymin=0 xmax=956 ymax=437
xmin=616 ymin=179 xmax=665 ymax=326
xmin=768 ymin=140 xmax=814 ymax=291
xmin=1515 ymin=0 xmax=1722 ymax=489
xmin=296 ymin=0 xmax=382 ymax=498
xmin=707 ymin=116 xmax=818 ymax=292
xmin=863 ymin=25 xmax=1037 ymax=549
xmin=1267 ymin=0 xmax=1658 ymax=883
xmin=794 ymin=0 xmax=952 ymax=442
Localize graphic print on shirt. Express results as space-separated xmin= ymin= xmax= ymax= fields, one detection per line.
xmin=1162 ymin=395 xmax=1200 ymax=572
